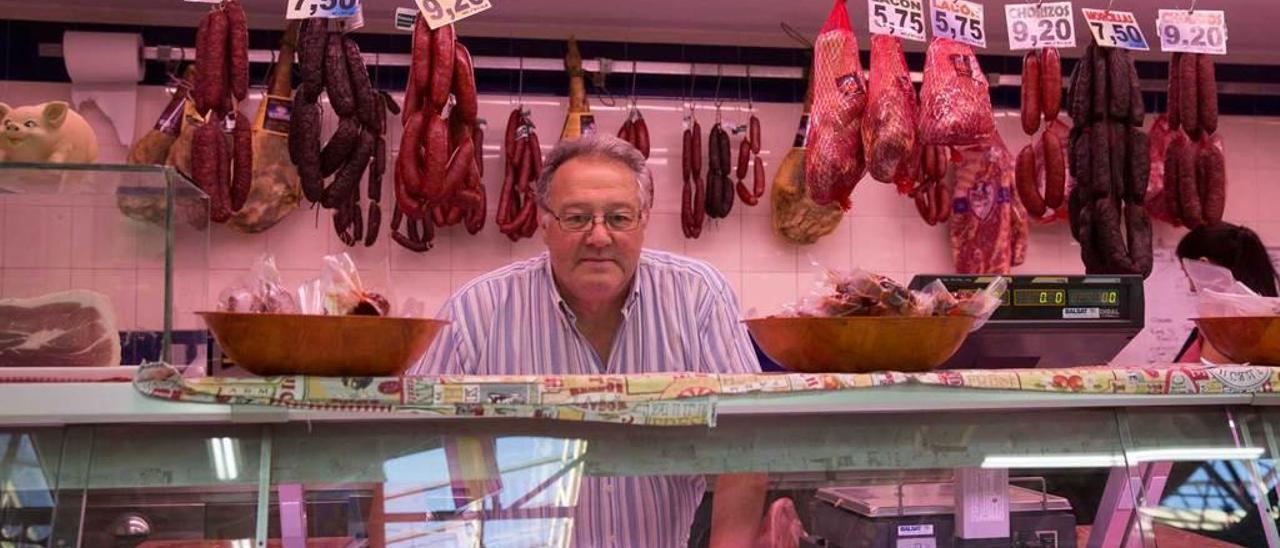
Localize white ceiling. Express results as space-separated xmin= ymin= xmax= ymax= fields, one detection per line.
xmin=3 ymin=0 xmax=1278 ymax=64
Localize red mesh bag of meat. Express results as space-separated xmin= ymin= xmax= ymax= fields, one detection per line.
xmin=864 ymin=34 xmax=917 ymax=185
xmin=949 ymin=133 xmax=1017 ymax=274
xmin=918 ymin=38 xmax=995 ymax=147
xmin=805 ymin=0 xmax=868 ymax=210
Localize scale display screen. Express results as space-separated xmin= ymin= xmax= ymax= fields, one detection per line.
xmin=908 ymin=275 xmax=1143 ymax=323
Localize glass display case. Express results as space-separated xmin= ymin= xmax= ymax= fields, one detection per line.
xmin=0 ymin=163 xmax=209 ymax=370
xmin=2 ymin=385 xmax=1278 ymax=547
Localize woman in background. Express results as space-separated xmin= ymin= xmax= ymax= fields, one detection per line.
xmin=1174 ymin=222 xmax=1280 ymax=363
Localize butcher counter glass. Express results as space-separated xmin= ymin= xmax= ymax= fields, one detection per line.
xmin=2 ymin=383 xmax=1280 ymax=547
xmin=0 ymin=163 xmax=209 ymax=370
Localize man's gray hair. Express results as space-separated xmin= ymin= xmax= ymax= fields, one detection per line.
xmin=535 ymin=134 xmax=654 ymax=211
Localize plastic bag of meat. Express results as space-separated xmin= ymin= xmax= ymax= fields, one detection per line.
xmin=864 ymin=34 xmax=917 ymax=184
xmin=217 ymin=253 xmax=298 ymax=313
xmin=804 ymin=0 xmax=868 ymax=209
xmin=319 ymin=253 xmax=391 ymax=316
xmin=948 ymin=133 xmax=1018 ymax=274
xmin=918 ymin=39 xmax=995 ymax=147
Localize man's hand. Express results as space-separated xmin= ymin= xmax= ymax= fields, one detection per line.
xmin=709 ymin=472 xmax=769 ymax=548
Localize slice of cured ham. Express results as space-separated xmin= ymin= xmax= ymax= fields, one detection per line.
xmin=0 ymin=290 xmax=121 ymax=367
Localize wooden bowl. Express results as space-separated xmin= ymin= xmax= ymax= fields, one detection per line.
xmin=198 ymin=312 xmax=448 ymax=377
xmin=745 ymin=316 xmax=976 ymax=373
xmin=1193 ymin=316 xmax=1280 ymax=365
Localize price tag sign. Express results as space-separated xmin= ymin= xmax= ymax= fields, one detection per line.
xmin=1004 ymin=2 xmax=1076 ymax=50
xmin=417 ymin=0 xmax=492 ymax=30
xmin=287 ymin=0 xmax=360 ymax=20
xmin=394 ymin=7 xmax=419 ymax=31
xmin=1081 ymin=9 xmax=1150 ymax=51
xmin=930 ymin=0 xmax=986 ymax=48
xmin=1157 ymin=9 xmax=1227 ymax=55
xmin=868 ymin=0 xmax=927 ymax=42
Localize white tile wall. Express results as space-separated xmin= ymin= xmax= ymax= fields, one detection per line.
xmin=3 ymin=81 xmax=1280 ymax=326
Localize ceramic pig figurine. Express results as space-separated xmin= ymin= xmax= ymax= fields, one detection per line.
xmin=0 ymin=101 xmax=99 ymax=163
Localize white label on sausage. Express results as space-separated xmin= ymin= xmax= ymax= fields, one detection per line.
xmin=1157 ymin=9 xmax=1228 ymax=55
xmin=869 ymin=0 xmax=928 ymax=43
xmin=1005 ymin=2 xmax=1076 ymax=50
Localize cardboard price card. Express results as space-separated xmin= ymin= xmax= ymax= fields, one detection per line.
xmin=1004 ymin=2 xmax=1076 ymax=50
xmin=417 ymin=0 xmax=492 ymax=30
xmin=1157 ymin=9 xmax=1227 ymax=55
xmin=286 ymin=0 xmax=360 ymax=20
xmin=930 ymin=0 xmax=986 ymax=48
xmin=1081 ymin=8 xmax=1150 ymax=51
xmin=868 ymin=0 xmax=927 ymax=42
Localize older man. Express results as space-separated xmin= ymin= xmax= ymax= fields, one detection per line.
xmin=414 ymin=135 xmax=766 ymax=547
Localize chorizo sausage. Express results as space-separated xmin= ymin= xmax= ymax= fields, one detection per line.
xmin=1167 ymin=53 xmax=1182 ymax=132
xmin=473 ymin=121 xmax=486 ymax=178
xmin=452 ymin=42 xmax=478 ymax=123
xmin=935 ymin=177 xmax=953 ymax=223
xmin=226 ymin=0 xmax=249 ymax=103
xmin=411 ymin=18 xmax=432 ymax=102
xmin=1199 ymin=140 xmax=1226 ymax=225
xmin=192 ymin=122 xmax=222 ymax=215
xmin=914 ymin=182 xmax=937 ymax=226
xmin=194 ymin=13 xmax=213 ymax=113
xmin=1177 ymin=137 xmax=1203 ymax=228
xmin=617 ymin=118 xmax=633 ymax=144
xmin=681 ymin=128 xmax=692 ymax=183
xmin=198 ymin=9 xmax=229 ymax=116
xmin=735 ymin=180 xmax=758 ymax=206
xmin=1043 ymin=130 xmax=1065 ymax=210
xmin=1179 ymin=53 xmax=1200 ymax=138
xmin=1164 ymin=136 xmax=1184 ymax=226
xmin=423 ymin=114 xmax=450 ymax=200
xmin=428 ymin=24 xmax=456 ymax=114
xmin=1015 ymin=144 xmax=1046 ymax=217
xmin=230 ymin=111 xmax=252 ymax=212
xmin=343 ymin=38 xmax=379 ymax=131
xmin=1197 ymin=54 xmax=1218 ymax=135
xmin=395 ymin=112 xmax=429 ymax=216
xmin=736 ymin=138 xmax=751 ymax=180
xmin=634 ymin=115 xmax=650 ymax=159
xmin=1021 ymin=50 xmax=1042 ymax=136
xmin=753 ymin=155 xmax=766 ymax=199
xmin=320 ymin=117 xmax=362 ymax=178
xmin=690 ymin=121 xmax=703 ymax=177
xmin=1039 ymin=48 xmax=1061 ymax=124
xmin=527 ymin=130 xmax=543 ymax=176
xmin=504 ymin=109 xmax=521 ymax=163
xmin=324 ymin=36 xmax=355 ymax=118
xmin=749 ymin=115 xmax=761 ymax=155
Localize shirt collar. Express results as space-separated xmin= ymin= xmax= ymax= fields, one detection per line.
xmin=542 ymin=252 xmax=646 ymax=321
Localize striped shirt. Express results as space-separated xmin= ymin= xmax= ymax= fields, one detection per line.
xmin=413 ymin=249 xmax=761 ymax=547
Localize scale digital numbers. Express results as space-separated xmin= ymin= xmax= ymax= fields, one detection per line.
xmin=417 ymin=0 xmax=492 ymax=30
xmin=868 ymin=0 xmax=927 ymax=42
xmin=1004 ymin=2 xmax=1076 ymax=50
xmin=286 ymin=0 xmax=359 ymax=19
xmin=1068 ymin=288 xmax=1120 ymax=307
xmin=1013 ymin=289 xmax=1065 ymax=307
xmin=1081 ymin=8 xmax=1149 ymax=51
xmin=930 ymin=0 xmax=986 ymax=48
xmin=1157 ymin=9 xmax=1227 ymax=55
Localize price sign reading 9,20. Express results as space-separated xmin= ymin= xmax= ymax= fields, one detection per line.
xmin=417 ymin=0 xmax=492 ymax=29
xmin=1157 ymin=9 xmax=1228 ymax=55
xmin=930 ymin=0 xmax=986 ymax=48
xmin=1081 ymin=8 xmax=1150 ymax=51
xmin=1004 ymin=2 xmax=1076 ymax=50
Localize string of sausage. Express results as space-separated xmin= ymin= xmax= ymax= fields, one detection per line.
xmin=1014 ymin=48 xmax=1066 ymax=220
xmin=616 ymin=108 xmax=651 ymax=159
xmin=191 ymin=0 xmax=251 ymax=224
xmin=911 ymin=144 xmax=952 ymax=226
xmin=733 ymin=115 xmax=766 ymax=207
xmin=681 ymin=118 xmax=706 ymax=238
xmin=1065 ymin=42 xmax=1153 ymax=278
xmin=1163 ymin=52 xmax=1224 ymax=229
xmin=392 ymin=18 xmax=486 ymax=252
xmin=705 ymin=123 xmax=735 ymax=219
xmin=288 ymin=18 xmax=391 ymax=247
xmin=498 ymin=108 xmax=542 ymax=241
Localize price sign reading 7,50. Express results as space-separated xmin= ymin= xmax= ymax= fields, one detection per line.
xmin=931 ymin=0 xmax=986 ymax=48
xmin=868 ymin=0 xmax=927 ymax=42
xmin=286 ymin=0 xmax=359 ymax=19
xmin=417 ymin=0 xmax=492 ymax=30
xmin=1081 ymin=8 xmax=1149 ymax=51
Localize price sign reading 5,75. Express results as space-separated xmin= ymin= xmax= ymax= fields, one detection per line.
xmin=1157 ymin=9 xmax=1228 ymax=55
xmin=868 ymin=0 xmax=927 ymax=42
xmin=1081 ymin=8 xmax=1150 ymax=51
xmin=931 ymin=0 xmax=986 ymax=48
xmin=286 ymin=0 xmax=359 ymax=19
xmin=417 ymin=0 xmax=492 ymax=30
xmin=1004 ymin=2 xmax=1076 ymax=50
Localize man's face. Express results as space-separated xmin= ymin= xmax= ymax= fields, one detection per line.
xmin=542 ymin=156 xmax=648 ymax=304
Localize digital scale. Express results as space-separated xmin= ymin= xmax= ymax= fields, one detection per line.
xmin=908 ymin=274 xmax=1147 ymax=369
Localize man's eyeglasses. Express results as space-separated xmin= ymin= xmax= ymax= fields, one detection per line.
xmin=548 ymin=210 xmax=644 ymax=232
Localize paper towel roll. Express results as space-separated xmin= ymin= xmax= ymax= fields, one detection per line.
xmin=62 ymin=31 xmax=144 ymax=145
